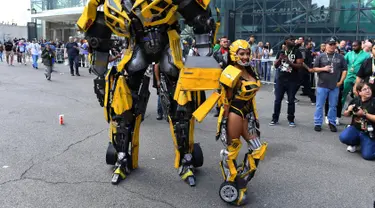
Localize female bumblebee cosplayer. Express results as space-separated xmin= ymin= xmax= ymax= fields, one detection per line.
xmin=215 ymin=40 xmax=268 ymax=205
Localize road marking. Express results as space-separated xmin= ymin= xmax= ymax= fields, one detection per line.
xmin=2 ymin=166 xmax=9 ymax=169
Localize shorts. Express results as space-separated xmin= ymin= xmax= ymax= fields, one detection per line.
xmin=5 ymin=51 xmax=13 ymax=57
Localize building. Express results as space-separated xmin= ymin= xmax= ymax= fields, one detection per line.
xmin=0 ymin=24 xmax=27 ymax=42
xmin=30 ymin=0 xmax=86 ymax=41
xmin=213 ymin=0 xmax=375 ymax=50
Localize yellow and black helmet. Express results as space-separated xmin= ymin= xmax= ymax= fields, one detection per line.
xmin=229 ymin=39 xmax=251 ymax=66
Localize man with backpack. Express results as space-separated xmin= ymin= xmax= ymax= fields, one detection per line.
xmin=4 ymin=40 xmax=14 ymax=66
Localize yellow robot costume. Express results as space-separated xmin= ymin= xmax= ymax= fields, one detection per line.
xmin=194 ymin=40 xmax=268 ymax=205
xmin=76 ymin=0 xmax=221 ymax=186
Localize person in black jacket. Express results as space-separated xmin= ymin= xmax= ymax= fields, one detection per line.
xmin=42 ymin=44 xmax=55 ymax=80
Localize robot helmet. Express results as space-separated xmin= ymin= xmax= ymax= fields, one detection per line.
xmin=229 ymin=40 xmax=251 ymax=66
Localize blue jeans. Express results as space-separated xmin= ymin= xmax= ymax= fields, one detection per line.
xmin=339 ymin=126 xmax=375 ymax=160
xmin=261 ymin=62 xmax=271 ymax=81
xmin=157 ymin=95 xmax=163 ymax=116
xmin=314 ymin=87 xmax=339 ymax=126
xmin=0 ymin=52 xmax=3 ymax=62
xmin=32 ymin=55 xmax=39 ymax=68
xmin=272 ymin=78 xmax=298 ymax=122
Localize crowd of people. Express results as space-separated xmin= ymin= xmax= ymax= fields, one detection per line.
xmin=0 ymin=37 xmax=90 ymax=80
xmin=207 ymin=34 xmax=375 ymax=161
xmin=2 ymin=34 xmax=374 ymax=161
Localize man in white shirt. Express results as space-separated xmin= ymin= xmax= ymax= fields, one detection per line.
xmin=29 ymin=39 xmax=41 ymax=69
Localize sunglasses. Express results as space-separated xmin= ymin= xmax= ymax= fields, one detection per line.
xmin=328 ymin=43 xmax=336 ymax=46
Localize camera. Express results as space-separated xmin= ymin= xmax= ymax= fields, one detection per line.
xmin=352 ymin=105 xmax=359 ymax=113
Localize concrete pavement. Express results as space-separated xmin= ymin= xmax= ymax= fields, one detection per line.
xmin=0 ymin=61 xmax=374 ymax=208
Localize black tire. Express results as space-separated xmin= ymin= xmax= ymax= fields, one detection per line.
xmin=106 ymin=142 xmax=117 ymax=165
xmin=192 ymin=143 xmax=204 ymax=168
xmin=219 ymin=182 xmax=239 ymax=203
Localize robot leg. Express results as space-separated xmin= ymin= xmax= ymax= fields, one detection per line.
xmin=219 ymin=138 xmax=250 ymax=206
xmin=168 ymin=104 xmax=203 ymax=186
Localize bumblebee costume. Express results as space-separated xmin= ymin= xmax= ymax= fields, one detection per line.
xmin=194 ymin=40 xmax=267 ymax=205
xmin=76 ymin=0 xmax=221 ymax=186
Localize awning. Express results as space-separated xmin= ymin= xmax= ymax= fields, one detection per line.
xmin=31 ymin=7 xmax=84 ymax=22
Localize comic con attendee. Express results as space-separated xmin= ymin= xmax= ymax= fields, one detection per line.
xmin=340 ymin=82 xmax=375 ymax=160
xmin=270 ymin=35 xmax=303 ymax=127
xmin=312 ymin=37 xmax=347 ymax=132
xmin=354 ymin=44 xmax=375 ymax=95
xmin=341 ymin=40 xmax=370 ymax=106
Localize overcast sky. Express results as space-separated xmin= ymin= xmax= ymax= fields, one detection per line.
xmin=0 ymin=0 xmax=31 ymax=25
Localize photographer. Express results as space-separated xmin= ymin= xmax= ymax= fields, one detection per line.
xmin=339 ymin=82 xmax=375 ymax=160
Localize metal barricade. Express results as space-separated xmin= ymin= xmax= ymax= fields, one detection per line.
xmin=56 ymin=48 xmax=64 ymax=64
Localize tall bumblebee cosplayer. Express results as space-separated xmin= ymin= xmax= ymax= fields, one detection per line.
xmin=76 ymin=0 xmax=222 ymax=186
xmin=200 ymin=40 xmax=268 ymax=205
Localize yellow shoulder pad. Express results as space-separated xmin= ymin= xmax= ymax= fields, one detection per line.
xmin=220 ymin=65 xmax=241 ymax=88
xmin=195 ymin=0 xmax=211 ymax=10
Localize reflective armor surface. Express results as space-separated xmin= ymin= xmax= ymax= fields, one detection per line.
xmin=76 ymin=0 xmax=221 ymax=186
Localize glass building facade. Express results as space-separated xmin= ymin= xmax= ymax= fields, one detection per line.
xmin=31 ymin=0 xmax=87 ymax=12
xmin=212 ymin=0 xmax=375 ymax=50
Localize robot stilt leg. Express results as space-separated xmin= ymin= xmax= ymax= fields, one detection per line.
xmin=168 ymin=107 xmax=203 ymax=186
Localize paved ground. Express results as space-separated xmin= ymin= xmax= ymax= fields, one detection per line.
xmin=0 ymin=61 xmax=374 ymax=208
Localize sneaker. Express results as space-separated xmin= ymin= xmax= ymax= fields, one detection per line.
xmin=269 ymin=120 xmax=278 ymax=126
xmin=314 ymin=125 xmax=322 ymax=132
xmin=289 ymin=121 xmax=296 ymax=127
xmin=325 ymin=116 xmax=329 ymax=124
xmin=329 ymin=123 xmax=337 ymax=132
xmin=346 ymin=145 xmax=357 ymax=153
xmin=156 ymin=114 xmax=163 ymax=120
xmin=311 ymin=102 xmax=316 ymax=105
xmin=336 ymin=118 xmax=340 ymax=126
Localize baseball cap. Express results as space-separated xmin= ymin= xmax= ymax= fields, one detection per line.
xmin=326 ymin=37 xmax=337 ymax=44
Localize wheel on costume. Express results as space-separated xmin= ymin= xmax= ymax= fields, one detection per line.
xmin=192 ymin=143 xmax=204 ymax=168
xmin=219 ymin=182 xmax=239 ymax=203
xmin=106 ymin=142 xmax=117 ymax=165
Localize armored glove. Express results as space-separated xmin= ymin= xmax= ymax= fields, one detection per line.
xmin=216 ymin=117 xmax=228 ymax=146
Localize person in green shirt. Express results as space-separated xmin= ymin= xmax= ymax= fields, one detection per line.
xmin=342 ymin=40 xmax=370 ymax=106
xmin=213 ymin=39 xmax=220 ymax=52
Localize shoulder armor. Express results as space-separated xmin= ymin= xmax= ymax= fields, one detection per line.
xmin=220 ymin=65 xmax=241 ymax=88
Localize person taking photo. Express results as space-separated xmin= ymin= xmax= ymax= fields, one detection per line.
xmin=339 ymin=82 xmax=375 ymax=160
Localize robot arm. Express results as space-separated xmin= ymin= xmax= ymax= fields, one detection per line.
xmin=76 ymin=0 xmax=114 ymax=106
xmin=175 ymin=0 xmax=220 ymax=56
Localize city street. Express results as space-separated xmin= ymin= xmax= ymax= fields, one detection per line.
xmin=0 ymin=62 xmax=374 ymax=208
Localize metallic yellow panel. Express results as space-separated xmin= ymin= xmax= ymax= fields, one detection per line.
xmin=248 ymin=155 xmax=257 ymax=171
xmin=144 ymin=6 xmax=178 ymax=27
xmin=168 ymin=116 xmax=180 ymax=169
xmin=252 ymin=97 xmax=259 ymax=120
xmin=76 ymin=0 xmax=101 ymax=32
xmin=178 ymin=68 xmax=221 ymax=91
xmin=220 ymin=65 xmax=242 ymax=88
xmin=104 ymin=67 xmax=115 ymax=122
xmin=167 ymin=30 xmax=184 ymax=70
xmin=111 ymin=75 xmax=133 ymax=115
xmin=252 ymin=143 xmax=268 ymax=160
xmin=131 ymin=115 xmax=142 ymax=169
xmin=227 ymin=139 xmax=242 ymax=182
xmin=226 ymin=159 xmax=237 ymax=182
xmin=193 ymin=92 xmax=221 ymax=123
xmin=212 ymin=8 xmax=221 ymax=46
xmin=195 ymin=0 xmax=211 ymax=10
xmin=188 ymin=118 xmax=195 ymax=153
xmin=181 ymin=169 xmax=193 ymax=180
xmin=103 ymin=0 xmax=131 ymax=37
xmin=114 ymin=167 xmax=126 ymax=179
xmin=109 ymin=121 xmax=117 ymax=143
xmin=117 ymin=46 xmax=134 ymax=72
xmin=216 ymin=106 xmax=224 ymax=136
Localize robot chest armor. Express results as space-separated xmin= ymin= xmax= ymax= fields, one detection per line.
xmin=235 ymin=80 xmax=260 ymax=101
xmin=131 ymin=0 xmax=178 ymax=27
